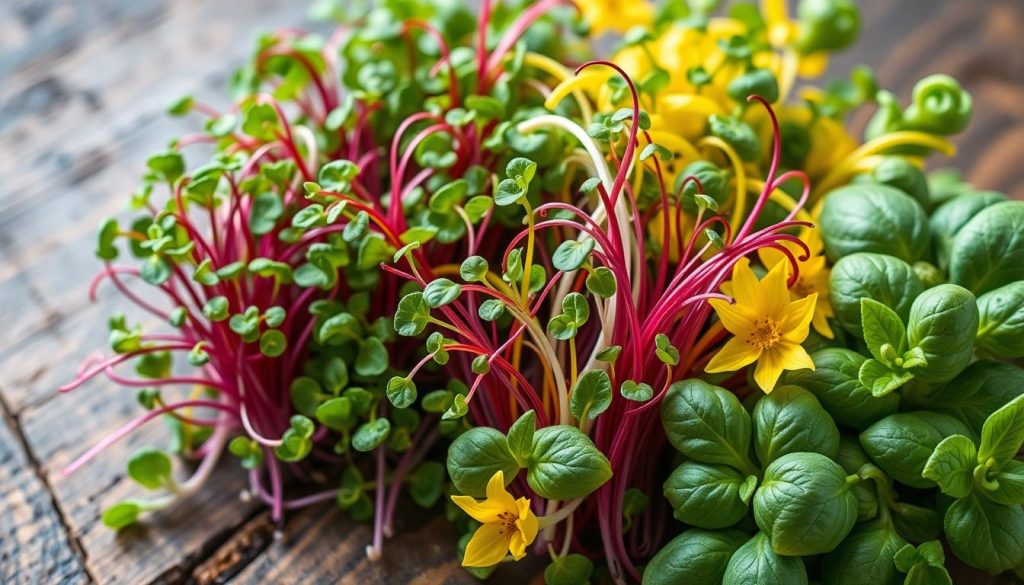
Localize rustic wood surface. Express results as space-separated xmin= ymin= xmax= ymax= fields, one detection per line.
xmin=0 ymin=0 xmax=1021 ymax=583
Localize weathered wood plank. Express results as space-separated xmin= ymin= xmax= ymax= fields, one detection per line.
xmin=827 ymin=0 xmax=1024 ymax=199
xmin=20 ymin=380 xmax=262 ymax=585
xmin=0 ymin=0 xmax=1022 ymax=584
xmin=223 ymin=501 xmax=546 ymax=585
xmin=0 ymin=405 xmax=88 ymax=584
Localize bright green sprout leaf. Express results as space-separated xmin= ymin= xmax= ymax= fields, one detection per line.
xmin=597 ymin=345 xmax=622 ymax=363
xmin=394 ymin=292 xmax=431 ymax=336
xmin=127 ymin=447 xmax=173 ymax=490
xmin=423 ymin=278 xmax=462 ymax=308
xmin=203 ymin=296 xmax=229 ymax=321
xmin=552 ymin=239 xmax=595 ymax=272
xmin=102 ymin=501 xmax=141 ymax=529
xmin=460 ymin=256 xmax=489 ymax=282
xmin=478 ymin=299 xmax=505 ymax=322
xmin=167 ymin=95 xmax=194 ymax=116
xmin=259 ymin=330 xmax=287 ymax=357
xmin=354 ymin=336 xmax=388 ymax=376
xmin=570 ymin=369 xmax=613 ymax=421
xmin=621 ymin=380 xmax=654 ymax=402
xmin=352 ymin=418 xmax=392 ymax=452
xmin=387 ymin=377 xmax=417 ymax=409
xmin=586 ymin=267 xmax=617 ymax=298
xmin=442 ymin=394 xmax=469 ymax=420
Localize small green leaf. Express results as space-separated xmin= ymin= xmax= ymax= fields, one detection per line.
xmin=102 ymin=501 xmax=141 ymax=529
xmin=386 ymin=377 xmax=417 ymax=409
xmin=596 ymin=345 xmax=622 ymax=363
xmin=621 ymin=380 xmax=654 ymax=402
xmin=860 ymin=298 xmax=908 ymax=362
xmin=586 ymin=266 xmax=617 ymax=298
xmin=460 ymin=256 xmax=488 ymax=282
xmin=146 ymin=150 xmax=185 ymax=183
xmin=264 ymin=306 xmax=286 ymax=328
xmin=96 ymin=218 xmax=119 ymax=260
xmin=527 ymin=425 xmax=612 ymax=499
xmin=552 ymin=239 xmax=595 ymax=272
xmin=167 ymin=95 xmax=194 ymax=116
xmin=355 ymin=336 xmax=387 ymax=376
xmin=442 ymin=394 xmax=468 ymax=420
xmin=318 ymin=160 xmax=359 ymax=192
xmin=127 ymin=447 xmax=173 ymax=490
xmin=430 ymin=180 xmax=468 ymax=213
xmin=394 ymin=292 xmax=431 ymax=336
xmin=858 ymin=358 xmax=914 ymax=397
xmin=570 ymin=369 xmax=613 ymax=421
xmin=352 ymin=418 xmax=391 ymax=452
xmin=979 ymin=394 xmax=1024 ymax=468
xmin=507 ymin=410 xmax=536 ymax=462
xmin=407 ymin=461 xmax=445 ymax=508
xmin=315 ymin=397 xmax=353 ymax=432
xmin=290 ymin=376 xmax=322 ymax=417
xmin=202 ymin=296 xmax=229 ymax=321
xmin=259 ymin=330 xmax=287 ymax=357
xmin=922 ymin=434 xmax=978 ymax=498
xmin=140 ymin=255 xmax=172 ymax=285
xmin=478 ymin=299 xmax=505 ymax=321
xmin=655 ymin=333 xmax=680 ymax=366
xmin=423 ymin=278 xmax=462 ymax=308
xmin=544 ymin=554 xmax=594 ymax=585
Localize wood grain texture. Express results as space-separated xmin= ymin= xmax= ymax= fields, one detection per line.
xmin=0 ymin=0 xmax=1022 ymax=583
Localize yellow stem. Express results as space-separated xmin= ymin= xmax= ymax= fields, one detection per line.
xmin=699 ymin=136 xmax=747 ymax=240
xmin=746 ymin=179 xmax=815 ymax=223
xmin=524 ymin=53 xmax=594 ymax=125
xmin=520 ymin=201 xmax=536 ymax=308
xmin=812 ymin=132 xmax=955 ymax=200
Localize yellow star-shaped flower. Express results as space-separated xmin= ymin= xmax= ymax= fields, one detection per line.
xmin=451 ymin=471 xmax=539 ymax=567
xmin=577 ymin=0 xmax=654 ymax=36
xmin=758 ymin=228 xmax=835 ymax=339
xmin=706 ymin=258 xmax=816 ymax=392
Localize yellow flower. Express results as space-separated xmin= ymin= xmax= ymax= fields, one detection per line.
xmin=706 ymin=258 xmax=816 ymax=392
xmin=577 ymin=0 xmax=653 ymax=36
xmin=451 ymin=471 xmax=539 ymax=567
xmin=757 ymin=229 xmax=835 ymax=338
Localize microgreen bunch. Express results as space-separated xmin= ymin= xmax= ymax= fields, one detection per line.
xmin=62 ymin=0 xmax=590 ymax=555
xmin=388 ymin=50 xmax=822 ymax=577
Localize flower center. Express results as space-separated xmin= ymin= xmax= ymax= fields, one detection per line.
xmin=792 ymin=278 xmax=815 ymax=298
xmin=498 ymin=511 xmax=517 ymax=535
xmin=747 ymin=318 xmax=781 ymax=350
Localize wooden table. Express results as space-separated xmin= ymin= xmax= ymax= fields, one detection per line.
xmin=1 ymin=1 xmax=1021 ymax=583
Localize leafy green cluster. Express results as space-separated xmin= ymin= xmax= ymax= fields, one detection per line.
xmin=644 ymin=169 xmax=1024 ymax=582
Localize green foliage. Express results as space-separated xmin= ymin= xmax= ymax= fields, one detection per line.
xmin=753 ymin=452 xmax=858 ymax=556
xmin=527 ymin=425 xmax=612 ymax=500
xmin=819 ymin=184 xmax=930 ymax=264
xmin=127 ymin=447 xmax=174 ymax=490
xmin=829 ymin=253 xmax=923 ymax=338
xmin=723 ymin=532 xmax=808 ymax=585
xmin=643 ymin=529 xmax=747 ymax=585
xmin=905 ymin=284 xmax=978 ymax=382
xmin=948 ymin=201 xmax=1024 ymax=294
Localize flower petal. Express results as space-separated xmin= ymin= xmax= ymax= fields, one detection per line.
xmin=728 ymin=258 xmax=760 ymax=308
xmin=485 ymin=470 xmax=517 ymax=512
xmin=508 ymin=531 xmax=529 ymax=561
xmin=811 ymin=307 xmax=834 ymax=339
xmin=706 ymin=336 xmax=760 ymax=374
xmin=758 ymin=261 xmax=791 ymax=318
xmin=450 ymin=495 xmax=504 ymax=524
xmin=709 ymin=299 xmax=756 ymax=336
xmin=755 ymin=342 xmax=814 ymax=393
xmin=515 ymin=498 xmax=539 ymax=544
xmin=753 ymin=349 xmax=785 ymax=393
xmin=780 ymin=293 xmax=817 ymax=342
xmin=461 ymin=523 xmax=511 ymax=568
